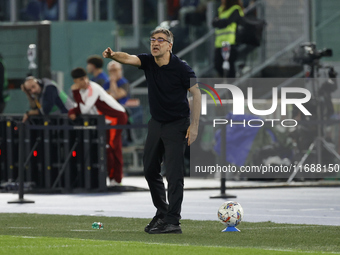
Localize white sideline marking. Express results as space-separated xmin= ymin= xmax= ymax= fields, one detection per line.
xmin=247 ymin=214 xmax=340 ymax=219
xmin=70 ymin=230 xmax=96 ymax=232
xmin=240 ymin=226 xmax=322 ymax=230
xmin=8 ymin=227 xmax=33 ymax=229
xmin=268 ymin=209 xmax=292 ymax=212
xmin=299 ymin=208 xmax=336 ymax=212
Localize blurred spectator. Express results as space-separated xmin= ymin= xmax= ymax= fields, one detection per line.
xmin=103 ymin=60 xmax=132 ymax=146
xmin=20 ymin=0 xmax=41 ymax=21
xmin=21 ymin=76 xmax=73 ymax=122
xmin=167 ymin=0 xmax=181 ymax=20
xmin=68 ymin=67 xmax=128 ymax=185
xmin=39 ymin=0 xmax=58 ymax=20
xmin=19 ymin=0 xmax=88 ymax=21
xmin=67 ymin=0 xmax=87 ymax=20
xmin=178 ymin=0 xmax=199 ymax=26
xmin=0 ymin=1 xmax=9 ymax=21
xmin=212 ymin=0 xmax=244 ymax=78
xmin=86 ymin=55 xmax=109 ymax=86
xmin=103 ymin=60 xmax=130 ymax=105
xmin=0 ymin=53 xmax=9 ymax=113
xmin=179 ymin=0 xmax=210 ymax=26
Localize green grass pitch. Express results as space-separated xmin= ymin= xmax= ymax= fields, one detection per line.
xmin=0 ymin=213 xmax=339 ymax=255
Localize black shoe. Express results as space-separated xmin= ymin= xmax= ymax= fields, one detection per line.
xmin=144 ymin=217 xmax=164 ymax=233
xmin=149 ymin=222 xmax=182 ymax=234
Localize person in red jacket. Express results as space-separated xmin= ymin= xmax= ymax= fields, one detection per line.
xmin=68 ymin=67 xmax=128 ymax=185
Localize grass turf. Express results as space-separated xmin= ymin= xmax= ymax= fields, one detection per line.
xmin=0 ymin=213 xmax=339 ymax=255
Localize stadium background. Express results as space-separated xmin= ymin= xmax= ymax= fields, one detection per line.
xmin=1 ymin=0 xmax=340 ymax=113
xmin=1 ymin=0 xmax=340 ymax=183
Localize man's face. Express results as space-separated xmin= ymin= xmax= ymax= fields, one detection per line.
xmin=73 ymin=76 xmax=90 ymax=89
xmin=24 ymin=79 xmax=41 ymax=95
xmin=108 ymin=63 xmax=122 ymax=80
xmin=86 ymin=63 xmax=95 ymax=74
xmin=150 ymin=33 xmax=172 ymax=57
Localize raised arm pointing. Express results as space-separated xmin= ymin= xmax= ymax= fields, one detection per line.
xmin=102 ymin=47 xmax=141 ymax=67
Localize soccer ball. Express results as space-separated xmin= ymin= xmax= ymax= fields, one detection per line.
xmin=217 ymin=201 xmax=243 ymax=227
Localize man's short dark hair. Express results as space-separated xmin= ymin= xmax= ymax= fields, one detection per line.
xmin=71 ymin=67 xmax=87 ymax=79
xmin=87 ymin=55 xmax=104 ymax=68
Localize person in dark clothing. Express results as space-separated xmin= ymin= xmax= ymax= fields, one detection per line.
xmin=0 ymin=53 xmax=8 ymax=113
xmin=212 ymin=0 xmax=244 ymax=78
xmin=21 ymin=76 xmax=73 ymax=122
xmin=102 ymin=27 xmax=201 ymax=234
xmin=86 ymin=55 xmax=109 ymax=86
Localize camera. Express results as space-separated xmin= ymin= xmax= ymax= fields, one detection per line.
xmin=290 ymin=43 xmax=339 ymax=166
xmin=293 ymin=42 xmax=332 ymax=65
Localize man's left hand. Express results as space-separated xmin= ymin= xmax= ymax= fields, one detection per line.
xmin=71 ymin=83 xmax=80 ymax=90
xmin=109 ymin=74 xmax=119 ymax=83
xmin=186 ymin=125 xmax=198 ymax=146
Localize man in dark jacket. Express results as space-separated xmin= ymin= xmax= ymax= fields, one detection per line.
xmin=103 ymin=28 xmax=201 ymax=234
xmin=21 ymin=76 xmax=73 ymax=122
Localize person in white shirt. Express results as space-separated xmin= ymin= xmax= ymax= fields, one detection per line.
xmin=68 ymin=67 xmax=128 ymax=185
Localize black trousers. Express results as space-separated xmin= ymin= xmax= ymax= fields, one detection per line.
xmin=143 ymin=117 xmax=189 ymax=225
xmin=214 ymin=45 xmax=238 ymax=78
